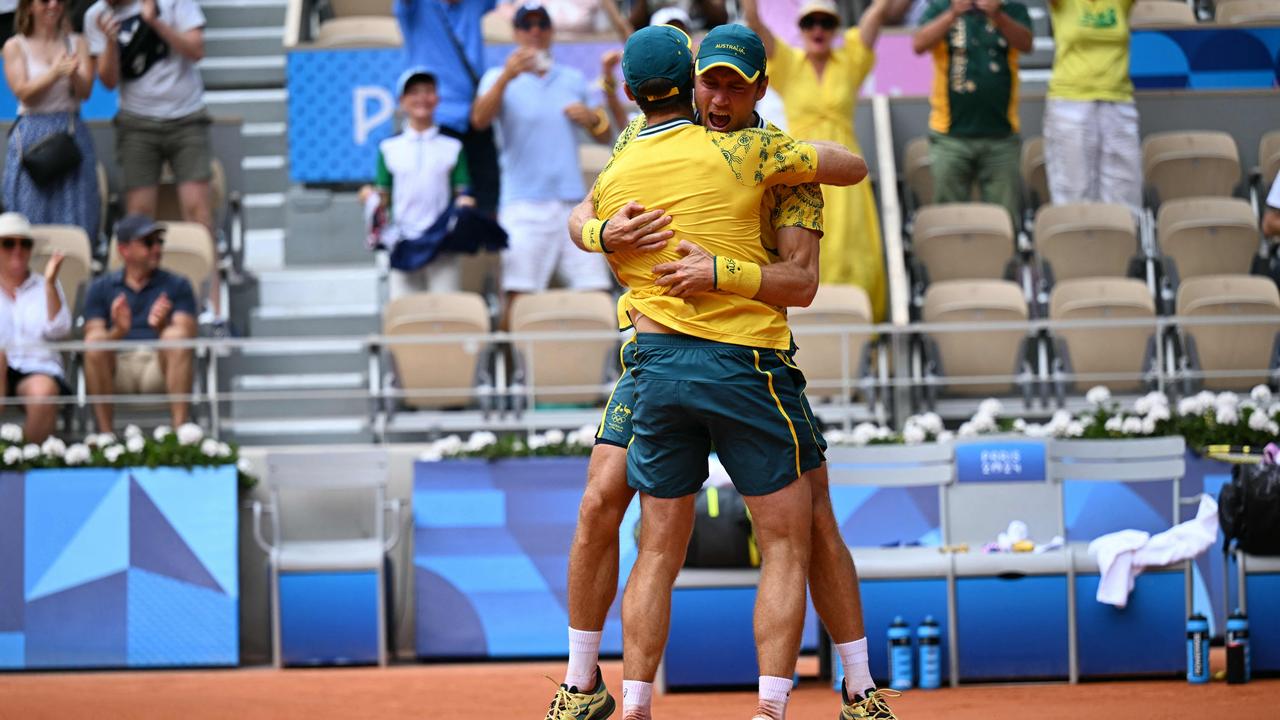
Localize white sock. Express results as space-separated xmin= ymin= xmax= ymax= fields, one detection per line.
xmin=757 ymin=675 xmax=793 ymax=718
xmin=836 ymin=637 xmax=876 ymax=700
xmin=565 ymin=627 xmax=602 ymax=691
xmin=622 ymin=680 xmax=653 ymax=719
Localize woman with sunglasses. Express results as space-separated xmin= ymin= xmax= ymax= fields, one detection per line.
xmin=2 ymin=0 xmax=99 ymax=246
xmin=743 ymin=0 xmax=905 ymax=323
xmin=0 ymin=212 xmax=72 ymax=445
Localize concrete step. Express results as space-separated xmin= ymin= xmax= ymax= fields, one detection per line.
xmin=204 ymin=26 xmax=285 ymax=57
xmin=284 ymin=189 xmax=372 ymax=266
xmin=249 ymin=305 xmax=381 ymax=337
xmin=245 ymin=192 xmax=287 ymax=231
xmin=200 ymin=56 xmax=286 ymax=90
xmin=242 ymin=154 xmax=290 ymax=194
xmin=223 ymin=416 xmax=374 ymax=446
xmin=201 ymin=0 xmax=288 ymax=30
xmin=225 ymin=339 xmax=369 ymax=374
xmin=243 ymin=228 xmax=285 ymax=271
xmin=241 ymin=122 xmax=288 ymax=157
xmin=230 ymin=372 xmax=370 ymax=420
xmin=204 ymin=88 xmax=288 ymax=124
xmin=257 ymin=266 xmax=381 ymax=307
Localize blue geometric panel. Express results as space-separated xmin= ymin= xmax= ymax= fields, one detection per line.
xmin=26 ymin=474 xmax=128 ymax=602
xmin=414 ymin=489 xmax=507 ymax=528
xmin=1064 ymin=480 xmax=1173 ymax=542
xmin=24 ymin=571 xmax=127 ymax=669
xmin=1132 ymin=28 xmax=1280 ymax=91
xmin=416 ymin=566 xmax=490 ymax=657
xmin=24 ymin=469 xmax=122 ymax=599
xmin=0 ymin=473 xmax=24 ymax=632
xmin=279 ymin=571 xmax=379 ymax=666
xmin=0 ymin=632 xmax=24 ymax=668
xmin=130 ymin=478 xmax=223 ymax=594
xmin=126 ymin=568 xmax=237 ymax=667
xmin=133 ymin=467 xmax=238 ymax=599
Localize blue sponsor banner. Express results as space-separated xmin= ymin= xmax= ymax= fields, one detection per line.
xmin=955 ymin=439 xmax=1047 ymax=483
xmin=1131 ymin=26 xmax=1280 ymax=90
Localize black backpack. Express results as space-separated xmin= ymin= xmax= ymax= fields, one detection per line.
xmin=684 ymin=486 xmax=759 ymax=568
xmin=116 ymin=10 xmax=170 ymax=80
xmin=1219 ymin=464 xmax=1280 ymax=556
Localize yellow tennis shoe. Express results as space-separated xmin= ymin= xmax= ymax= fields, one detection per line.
xmin=840 ymin=687 xmax=901 ymax=719
xmin=544 ymin=667 xmax=615 ymax=720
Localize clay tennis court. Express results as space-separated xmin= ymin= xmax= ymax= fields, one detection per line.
xmin=1 ymin=658 xmax=1275 ymax=719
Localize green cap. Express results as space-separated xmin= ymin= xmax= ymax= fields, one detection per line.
xmin=696 ymin=24 xmax=767 ymax=83
xmin=622 ymin=25 xmax=694 ymax=101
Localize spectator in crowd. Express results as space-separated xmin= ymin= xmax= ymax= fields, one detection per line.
xmin=83 ymin=0 xmax=222 ymax=316
xmin=1265 ymin=174 xmax=1280 ymax=239
xmin=3 ymin=0 xmax=100 ymax=244
xmin=913 ymin=0 xmax=1033 ymax=226
xmin=0 ymin=0 xmax=16 ymax=46
xmin=0 ymin=212 xmax=71 ymax=444
xmin=626 ymin=0 xmax=725 ymax=30
xmin=743 ymin=0 xmax=907 ymax=322
xmin=362 ymin=67 xmax=475 ymax=299
xmin=471 ymin=3 xmax=614 ymax=323
xmin=600 ymin=0 xmax=694 ymax=39
xmin=596 ymin=3 xmax=696 ymax=131
xmin=82 ymin=214 xmax=197 ymax=432
xmin=1043 ymin=0 xmax=1141 ymax=216
xmin=396 ymin=0 xmax=501 ymax=216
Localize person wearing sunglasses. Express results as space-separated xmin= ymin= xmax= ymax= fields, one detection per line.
xmin=471 ymin=2 xmax=615 ymax=328
xmin=0 ymin=212 xmax=72 ymax=444
xmin=81 ymin=213 xmax=197 ymax=432
xmin=743 ymin=0 xmax=908 ymax=326
xmin=2 ymin=0 xmax=100 ymax=245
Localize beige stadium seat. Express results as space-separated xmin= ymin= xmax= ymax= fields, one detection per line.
xmin=922 ymin=280 xmax=1030 ymax=397
xmin=29 ymin=225 xmax=93 ymax=314
xmin=384 ymin=292 xmax=490 ymax=409
xmin=580 ymin=143 xmax=611 ymax=195
xmin=912 ymin=203 xmax=1015 ymax=284
xmin=1260 ymin=130 xmax=1280 ymax=189
xmin=315 ymin=17 xmax=402 ymax=48
xmin=1036 ymin=202 xmax=1137 ymax=283
xmin=1130 ymin=1 xmax=1197 ymax=27
xmin=1216 ymin=0 xmax=1280 ymax=23
xmin=155 ymin=158 xmax=226 ymax=225
xmin=1177 ymin=275 xmax=1280 ymax=391
xmin=905 ymin=136 xmax=933 ymax=208
xmin=788 ymin=284 xmax=874 ymax=400
xmin=1157 ymin=197 xmax=1260 ymax=285
xmin=1050 ymin=278 xmax=1156 ymax=393
xmin=330 ymin=0 xmax=392 ymax=17
xmin=1143 ymin=131 xmax=1241 ymax=204
xmin=510 ymin=290 xmax=617 ymax=405
xmin=1022 ymin=136 xmax=1050 ymax=209
xmin=109 ymin=222 xmax=215 ymax=305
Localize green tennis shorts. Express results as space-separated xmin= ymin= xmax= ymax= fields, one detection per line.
xmin=596 ymin=337 xmax=637 ymax=448
xmin=626 ymin=333 xmax=825 ymax=498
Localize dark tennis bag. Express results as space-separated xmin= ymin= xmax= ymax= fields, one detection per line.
xmin=683 ymin=485 xmax=759 ymax=569
xmin=389 ymin=204 xmax=508 ymax=272
xmin=1220 ymin=463 xmax=1280 ymax=556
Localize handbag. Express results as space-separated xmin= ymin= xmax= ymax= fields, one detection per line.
xmin=14 ymin=35 xmax=83 ymax=187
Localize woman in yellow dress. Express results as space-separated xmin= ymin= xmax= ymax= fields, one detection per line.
xmin=743 ymin=0 xmax=900 ymax=320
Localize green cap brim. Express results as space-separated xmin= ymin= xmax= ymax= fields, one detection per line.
xmin=694 ymin=54 xmax=761 ymax=83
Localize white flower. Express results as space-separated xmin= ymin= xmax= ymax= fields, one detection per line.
xmin=104 ymin=444 xmax=125 ymax=463
xmin=124 ymin=424 xmax=143 ymax=439
xmin=176 ymin=423 xmax=204 ymax=446
xmin=64 ymin=444 xmax=91 ymax=465
xmin=1080 ymin=414 xmax=1096 ymax=427
xmin=217 ymin=442 xmax=232 ymax=458
xmin=543 ymin=429 xmax=565 ymax=445
xmin=874 ymin=426 xmax=894 ymax=441
xmin=88 ymin=432 xmax=116 ymax=448
xmin=824 ymin=429 xmax=848 ymax=445
xmin=573 ymin=424 xmax=599 ymax=446
xmin=527 ymin=435 xmax=548 ymax=450
xmin=1121 ymin=417 xmax=1144 ymax=435
xmin=1269 ymin=421 xmax=1280 ymax=436
xmin=1252 ymin=385 xmax=1273 ymax=404
xmin=970 ymin=412 xmax=996 ymax=433
xmin=22 ymin=443 xmax=39 ymax=460
xmin=3 ymin=446 xmax=22 ymax=465
xmin=1146 ymin=405 xmax=1171 ymax=423
xmin=1023 ymin=423 xmax=1049 ymax=438
xmin=200 ymin=438 xmax=220 ymax=457
xmin=1249 ymin=409 xmax=1272 ymax=431
xmin=465 ymin=431 xmax=498 ymax=452
xmin=237 ymin=458 xmax=253 ymax=474
xmin=936 ymin=430 xmax=955 ymax=443
xmin=153 ymin=425 xmax=173 ymax=441
xmin=1067 ymin=421 xmax=1085 ymax=438
xmin=902 ymin=424 xmax=927 ymax=444
xmin=1178 ymin=396 xmax=1203 ymax=417
xmin=1134 ymin=391 xmax=1169 ymax=416
xmin=851 ymin=422 xmax=879 ymax=446
xmin=1105 ymin=417 xmax=1123 ymax=432
xmin=912 ymin=412 xmax=943 ymax=434
xmin=436 ymin=435 xmax=463 ymax=455
xmin=977 ymin=398 xmax=1003 ymax=417
xmin=958 ymin=422 xmax=978 ymax=437
xmin=0 ymin=423 xmax=22 ymax=443
xmin=126 ymin=436 xmax=145 ymax=454
xmin=1141 ymin=417 xmax=1156 ymax=435
xmin=1217 ymin=392 xmax=1240 ymax=409
xmin=1217 ymin=405 xmax=1239 ymax=426
xmin=419 ymin=448 xmax=444 ymax=462
xmin=40 ymin=437 xmax=66 ymax=458
xmin=1085 ymin=386 xmax=1111 ymax=407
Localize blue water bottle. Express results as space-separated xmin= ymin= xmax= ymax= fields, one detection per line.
xmin=916 ymin=616 xmax=942 ymax=690
xmin=1186 ymin=613 xmax=1210 ymax=684
xmin=888 ymin=616 xmax=913 ymax=691
xmin=1226 ymin=609 xmax=1251 ymax=683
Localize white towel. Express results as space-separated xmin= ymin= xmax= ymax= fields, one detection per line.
xmin=1088 ymin=495 xmax=1219 ymax=608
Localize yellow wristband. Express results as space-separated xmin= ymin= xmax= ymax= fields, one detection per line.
xmin=590 ymin=108 xmax=610 ymax=135
xmin=713 ymin=256 xmax=762 ymax=298
xmin=582 ymin=218 xmax=608 ymax=253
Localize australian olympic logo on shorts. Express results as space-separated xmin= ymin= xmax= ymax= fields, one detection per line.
xmin=608 ymin=401 xmax=633 ymax=431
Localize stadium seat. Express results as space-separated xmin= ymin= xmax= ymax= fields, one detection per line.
xmin=509 ymin=290 xmax=617 ymax=406
xmin=1021 ymin=136 xmax=1050 ymax=211
xmin=788 ymin=284 xmax=875 ymax=401
xmin=912 ymin=203 xmax=1016 ymax=285
xmin=108 ymin=221 xmax=216 ymax=306
xmin=1143 ymin=131 xmax=1241 ymax=204
xmin=1157 ymin=197 xmax=1261 ymax=287
xmin=330 ymin=0 xmax=392 ymax=17
xmin=1260 ymin=130 xmax=1280 ymax=190
xmin=1176 ymin=275 xmax=1280 ymax=391
xmin=314 ymin=16 xmax=402 ymax=47
xmin=1035 ymin=202 xmax=1138 ymax=285
xmin=580 ymin=143 xmax=611 ymax=196
xmin=1215 ymin=0 xmax=1280 ymax=23
xmin=29 ymin=225 xmax=93 ymax=316
xmin=1049 ymin=278 xmax=1156 ymax=394
xmin=1130 ymin=1 xmax=1197 ymax=26
xmin=382 ymin=292 xmax=492 ymax=409
xmin=905 ymin=136 xmax=934 ymax=209
xmin=920 ymin=279 xmax=1032 ymax=398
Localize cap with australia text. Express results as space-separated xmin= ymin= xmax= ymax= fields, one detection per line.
xmin=695 ymin=24 xmax=767 ymax=83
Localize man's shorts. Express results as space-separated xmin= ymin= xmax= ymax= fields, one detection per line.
xmin=115 ymin=349 xmax=166 ymax=395
xmin=115 ymin=109 xmax=214 ymax=190
xmin=596 ymin=337 xmax=638 ymax=448
xmin=5 ymin=367 xmax=71 ymax=397
xmin=499 ymin=199 xmax=614 ymax=293
xmin=626 ymin=333 xmax=826 ymax=499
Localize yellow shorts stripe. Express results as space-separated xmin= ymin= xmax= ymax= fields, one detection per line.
xmin=597 ymin=336 xmax=636 ymax=439
xmin=778 ymin=351 xmax=822 ymax=449
xmin=753 ymin=350 xmax=801 ymax=480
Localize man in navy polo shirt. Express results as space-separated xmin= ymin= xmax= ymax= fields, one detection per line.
xmin=83 ymin=214 xmax=198 ymax=431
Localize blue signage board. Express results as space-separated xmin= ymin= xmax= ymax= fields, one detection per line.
xmin=955 ymin=439 xmax=1046 ymax=484
xmin=1131 ymin=27 xmax=1280 ymax=90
